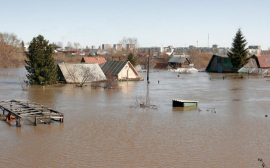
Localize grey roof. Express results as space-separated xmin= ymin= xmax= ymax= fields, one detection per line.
xmin=101 ymin=61 xmax=129 ymax=76
xmin=58 ymin=63 xmax=106 ymax=83
xmin=90 ymin=49 xmax=99 ymax=53
xmin=168 ymin=57 xmax=187 ymax=63
xmin=51 ymin=44 xmax=61 ymax=48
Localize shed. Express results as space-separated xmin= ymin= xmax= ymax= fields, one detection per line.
xmin=205 ymin=54 xmax=233 ymax=73
xmin=57 ymin=63 xmax=107 ymax=83
xmin=168 ymin=57 xmax=190 ymax=68
xmin=101 ymin=61 xmax=139 ymax=80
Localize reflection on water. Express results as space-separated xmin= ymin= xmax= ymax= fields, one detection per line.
xmin=0 ymin=68 xmax=270 ymax=167
xmin=172 ymin=106 xmax=198 ymax=112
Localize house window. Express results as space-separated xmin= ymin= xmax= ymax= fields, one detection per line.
xmin=217 ymin=57 xmax=221 ymax=63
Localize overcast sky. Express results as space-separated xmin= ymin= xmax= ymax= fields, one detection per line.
xmin=1 ymin=0 xmax=270 ymax=49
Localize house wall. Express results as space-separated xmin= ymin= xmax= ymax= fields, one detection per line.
xmin=207 ymin=56 xmax=233 ymax=72
xmin=118 ymin=64 xmax=137 ymax=79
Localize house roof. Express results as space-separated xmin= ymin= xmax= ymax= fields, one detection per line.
xmin=58 ymin=63 xmax=106 ymax=83
xmin=83 ymin=49 xmax=90 ymax=52
xmin=51 ymin=44 xmax=61 ymax=48
xmin=70 ymin=50 xmax=83 ymax=53
xmin=168 ymin=57 xmax=188 ymax=63
xmin=139 ymin=52 xmax=148 ymax=56
xmin=205 ymin=54 xmax=231 ymax=71
xmin=255 ymin=54 xmax=270 ymax=68
xmin=213 ymin=54 xmax=228 ymax=58
xmin=101 ymin=61 xmax=138 ymax=76
xmin=90 ymin=49 xmax=99 ymax=53
xmin=82 ymin=57 xmax=106 ymax=64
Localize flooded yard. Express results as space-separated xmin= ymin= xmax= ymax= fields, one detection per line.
xmin=0 ymin=67 xmax=270 ymax=167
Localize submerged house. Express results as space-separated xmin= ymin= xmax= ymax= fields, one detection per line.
xmin=81 ymin=57 xmax=106 ymax=65
xmin=101 ymin=61 xmax=139 ymax=80
xmin=205 ymin=54 xmax=233 ymax=73
xmin=238 ymin=54 xmax=270 ymax=74
xmin=252 ymin=54 xmax=270 ymax=69
xmin=168 ymin=56 xmax=190 ymax=69
xmin=57 ymin=62 xmax=107 ymax=83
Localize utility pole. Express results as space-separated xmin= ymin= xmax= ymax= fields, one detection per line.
xmin=147 ymin=48 xmax=150 ymax=83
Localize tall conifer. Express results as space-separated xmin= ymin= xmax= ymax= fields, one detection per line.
xmin=127 ymin=53 xmax=136 ymax=66
xmin=25 ymin=35 xmax=58 ymax=85
xmin=227 ymin=29 xmax=249 ymax=71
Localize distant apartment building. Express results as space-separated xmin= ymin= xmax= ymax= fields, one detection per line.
xmin=113 ymin=44 xmax=122 ymax=51
xmin=139 ymin=47 xmax=162 ymax=53
xmin=212 ymin=44 xmax=219 ymax=49
xmin=126 ymin=44 xmax=136 ymax=51
xmin=102 ymin=44 xmax=111 ymax=50
xmin=249 ymin=45 xmax=261 ymax=54
xmin=189 ymin=45 xmax=195 ymax=49
xmin=91 ymin=45 xmax=96 ymax=49
xmin=174 ymin=47 xmax=190 ymax=54
xmin=217 ymin=48 xmax=229 ymax=55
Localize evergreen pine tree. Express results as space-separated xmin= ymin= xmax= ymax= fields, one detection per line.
xmin=227 ymin=28 xmax=249 ymax=71
xmin=127 ymin=53 xmax=136 ymax=66
xmin=25 ymin=35 xmax=58 ymax=85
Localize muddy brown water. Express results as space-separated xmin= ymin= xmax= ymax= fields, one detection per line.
xmin=0 ymin=68 xmax=270 ymax=167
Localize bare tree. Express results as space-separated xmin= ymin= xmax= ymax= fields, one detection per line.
xmin=67 ymin=41 xmax=73 ymax=50
xmin=104 ymin=72 xmax=118 ymax=89
xmin=57 ymin=42 xmax=63 ymax=48
xmin=0 ymin=32 xmax=23 ymax=67
xmin=189 ymin=50 xmax=212 ymax=69
xmin=73 ymin=42 xmax=80 ymax=50
xmin=64 ymin=64 xmax=99 ymax=87
xmin=119 ymin=37 xmax=139 ymax=49
xmin=19 ymin=77 xmax=29 ymax=91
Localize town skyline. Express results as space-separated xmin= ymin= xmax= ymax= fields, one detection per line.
xmin=2 ymin=0 xmax=270 ymax=50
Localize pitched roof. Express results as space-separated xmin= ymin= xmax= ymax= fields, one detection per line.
xmin=168 ymin=57 xmax=188 ymax=63
xmin=58 ymin=63 xmax=106 ymax=83
xmin=213 ymin=54 xmax=229 ymax=58
xmin=70 ymin=50 xmax=83 ymax=53
xmin=51 ymin=44 xmax=61 ymax=48
xmin=89 ymin=49 xmax=99 ymax=53
xmin=255 ymin=54 xmax=270 ymax=68
xmin=101 ymin=61 xmax=138 ymax=76
xmin=82 ymin=57 xmax=106 ymax=64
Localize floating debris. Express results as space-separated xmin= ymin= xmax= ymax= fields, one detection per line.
xmin=0 ymin=100 xmax=64 ymax=127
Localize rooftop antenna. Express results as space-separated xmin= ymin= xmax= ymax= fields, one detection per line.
xmin=208 ymin=33 xmax=209 ymax=48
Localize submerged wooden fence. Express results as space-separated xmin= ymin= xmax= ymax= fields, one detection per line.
xmin=0 ymin=100 xmax=64 ymax=127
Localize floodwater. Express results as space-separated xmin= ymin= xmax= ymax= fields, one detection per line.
xmin=0 ymin=67 xmax=270 ymax=168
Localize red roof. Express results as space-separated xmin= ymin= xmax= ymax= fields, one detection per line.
xmin=139 ymin=52 xmax=148 ymax=56
xmin=256 ymin=54 xmax=270 ymax=68
xmin=82 ymin=57 xmax=106 ymax=64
